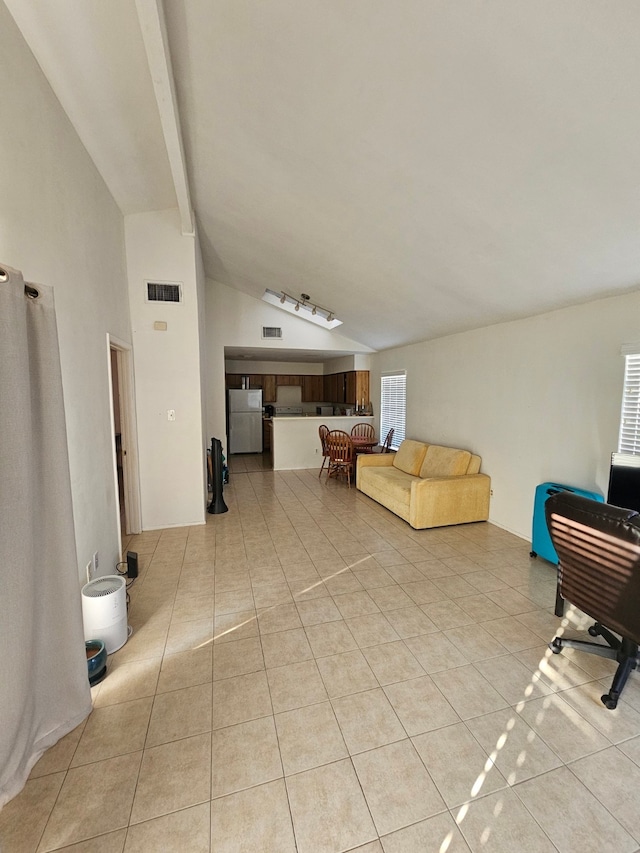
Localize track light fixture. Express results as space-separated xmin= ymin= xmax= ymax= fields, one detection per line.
xmin=279 ymin=291 xmax=336 ymax=321
xmin=261 ymin=289 xmax=342 ymax=328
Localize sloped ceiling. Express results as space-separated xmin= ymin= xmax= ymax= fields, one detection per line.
xmin=7 ymin=0 xmax=640 ymax=351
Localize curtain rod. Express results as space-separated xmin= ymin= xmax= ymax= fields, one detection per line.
xmin=0 ymin=266 xmax=40 ymax=298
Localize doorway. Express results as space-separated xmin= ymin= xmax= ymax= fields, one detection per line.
xmin=108 ymin=337 xmax=141 ymax=538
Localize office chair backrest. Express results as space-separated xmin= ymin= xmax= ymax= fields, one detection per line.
xmin=545 ymin=492 xmax=640 ymax=645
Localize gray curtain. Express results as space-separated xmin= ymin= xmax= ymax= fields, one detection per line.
xmin=0 ymin=264 xmax=91 ymax=807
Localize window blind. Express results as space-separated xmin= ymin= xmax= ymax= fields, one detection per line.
xmin=619 ymin=353 xmax=640 ymax=455
xmin=380 ymin=372 xmax=406 ymax=449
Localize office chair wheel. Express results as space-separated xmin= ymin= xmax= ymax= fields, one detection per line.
xmin=530 ymin=551 xmax=537 ymax=559
xmin=549 ymin=638 xmax=563 ymax=654
xmin=601 ymin=693 xmax=618 ymax=710
xmin=588 ymin=625 xmax=599 ymax=637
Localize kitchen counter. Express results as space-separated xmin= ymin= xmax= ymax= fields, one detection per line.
xmin=274 ymin=414 xmax=373 ymax=419
xmin=271 ymin=416 xmax=375 ymax=470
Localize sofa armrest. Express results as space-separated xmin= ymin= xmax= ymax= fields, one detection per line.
xmin=357 ymin=452 xmax=396 ymax=471
xmin=409 ymin=473 xmax=491 ymax=529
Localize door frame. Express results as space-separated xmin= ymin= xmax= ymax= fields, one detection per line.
xmin=107 ymin=335 xmax=142 ymax=539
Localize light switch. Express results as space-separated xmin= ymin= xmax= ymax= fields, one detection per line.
xmin=167 ymin=409 xmax=176 ymax=421
xmin=154 ymin=321 xmax=167 ymax=331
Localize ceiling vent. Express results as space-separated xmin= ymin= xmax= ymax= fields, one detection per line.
xmin=262 ymin=326 xmax=282 ymax=339
xmin=146 ymin=281 xmax=182 ymax=303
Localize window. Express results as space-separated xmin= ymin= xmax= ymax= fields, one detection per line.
xmin=380 ymin=371 xmax=406 ymax=449
xmin=619 ymin=352 xmax=640 ymax=455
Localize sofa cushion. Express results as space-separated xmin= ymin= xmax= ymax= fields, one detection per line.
xmin=393 ymin=440 xmax=428 ymax=476
xmin=467 ymin=454 xmax=481 ymax=475
xmin=419 ymin=445 xmax=471 ymax=478
xmin=358 ymin=466 xmax=416 ymax=522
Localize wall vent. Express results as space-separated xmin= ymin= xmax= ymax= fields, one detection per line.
xmin=146 ymin=281 xmax=182 ymax=303
xmin=262 ymin=326 xmax=282 ymax=339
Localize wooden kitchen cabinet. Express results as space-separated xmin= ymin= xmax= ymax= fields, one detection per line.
xmin=323 ymin=370 xmax=370 ymax=407
xmin=345 ymin=370 xmax=369 ymax=407
xmin=324 ymin=374 xmax=337 ymax=403
xmin=226 ymin=370 xmax=368 ymax=406
xmin=354 ymin=371 xmax=370 ymax=408
xmin=225 ymin=373 xmax=264 ymax=391
xmin=263 ymin=374 xmax=276 ymax=402
xmin=302 ymin=375 xmax=324 ymax=402
xmin=346 ymin=372 xmax=356 ymax=405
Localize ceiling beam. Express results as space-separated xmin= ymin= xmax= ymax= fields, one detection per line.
xmin=135 ymin=0 xmax=194 ymax=236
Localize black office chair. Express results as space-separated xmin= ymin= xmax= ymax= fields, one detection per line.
xmin=545 ymin=492 xmax=640 ymax=709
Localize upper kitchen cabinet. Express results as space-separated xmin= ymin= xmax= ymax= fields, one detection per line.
xmin=225 ymin=369 xmax=368 ymax=406
xmin=263 ymin=375 xmax=277 ymax=402
xmin=226 ymin=373 xmax=243 ymax=389
xmin=323 ymin=373 xmax=337 ymax=403
xmin=225 ymin=373 xmax=264 ymax=391
xmin=353 ymin=371 xmax=370 ymax=408
xmin=302 ymin=375 xmax=324 ymax=402
xmin=323 ymin=371 xmax=370 ymax=406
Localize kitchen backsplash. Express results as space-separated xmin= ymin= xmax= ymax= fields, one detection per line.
xmin=275 ymin=385 xmax=303 ymax=405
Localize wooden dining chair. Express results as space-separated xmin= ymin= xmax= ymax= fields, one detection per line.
xmin=325 ymin=430 xmax=356 ymax=487
xmin=318 ymin=424 xmax=330 ymax=477
xmin=380 ymin=427 xmax=394 ymax=452
xmin=350 ymin=422 xmax=375 ymax=440
xmin=372 ymin=427 xmax=394 ymax=453
xmin=350 ymin=422 xmax=376 ymax=454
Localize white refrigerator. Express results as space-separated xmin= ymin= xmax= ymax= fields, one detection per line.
xmin=228 ymin=389 xmax=263 ymax=453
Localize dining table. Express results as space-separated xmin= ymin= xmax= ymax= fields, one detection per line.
xmin=351 ymin=435 xmax=378 ymax=453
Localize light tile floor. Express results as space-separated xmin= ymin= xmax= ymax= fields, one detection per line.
xmin=3 ymin=458 xmax=640 ymax=852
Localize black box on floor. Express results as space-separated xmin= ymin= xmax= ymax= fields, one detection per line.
xmin=126 ymin=551 xmax=138 ymax=579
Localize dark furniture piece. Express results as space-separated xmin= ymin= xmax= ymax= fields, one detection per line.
xmin=371 ymin=427 xmax=394 ymax=454
xmin=531 ymin=482 xmax=604 ymax=565
xmin=318 ymin=424 xmax=330 ymax=478
xmin=545 ymin=492 xmax=640 ymax=709
xmin=208 ymin=437 xmax=228 ymax=514
xmin=608 ymin=452 xmax=640 ymax=514
xmin=350 ymin=422 xmax=376 ymax=453
xmin=325 ymin=430 xmax=356 ymax=488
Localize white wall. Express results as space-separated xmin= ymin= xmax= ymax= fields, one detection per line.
xmin=353 ymin=354 xmax=372 ymax=371
xmin=272 ymin=417 xmax=374 ymax=470
xmin=225 ymin=357 xmax=372 ymax=375
xmin=195 ymin=227 xmax=208 ymax=503
xmin=325 ymin=355 xmax=372 ymax=373
xmin=205 ymin=280 xmax=374 ymax=448
xmin=0 ymin=2 xmax=132 ymax=583
xmin=125 ymin=210 xmax=205 ymax=529
xmin=372 ymin=290 xmax=640 ymax=539
xmin=225 ymin=360 xmax=324 ymax=375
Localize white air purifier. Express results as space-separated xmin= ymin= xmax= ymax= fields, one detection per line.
xmin=81 ymin=575 xmax=128 ymax=654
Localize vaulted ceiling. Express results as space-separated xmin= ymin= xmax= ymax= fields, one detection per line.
xmin=8 ymin=1 xmax=640 ymax=351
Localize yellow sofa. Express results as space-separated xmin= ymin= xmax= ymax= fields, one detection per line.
xmin=356 ymin=439 xmax=490 ymax=529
